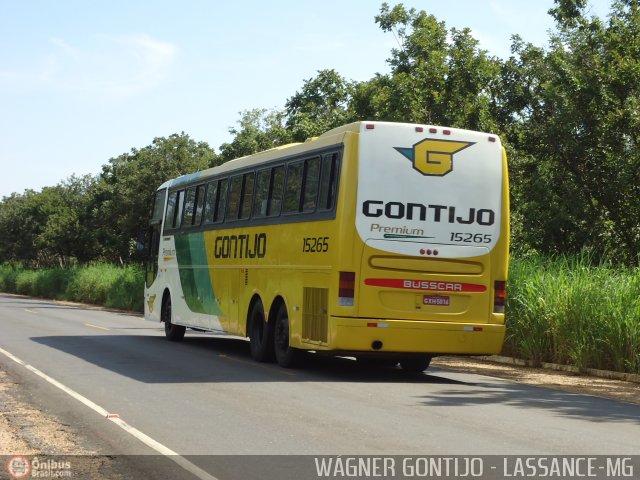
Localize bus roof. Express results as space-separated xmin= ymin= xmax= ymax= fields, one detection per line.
xmin=160 ymin=123 xmax=364 ymax=191
xmin=159 ymin=121 xmax=497 ymax=191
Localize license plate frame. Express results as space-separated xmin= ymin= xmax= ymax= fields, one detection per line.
xmin=422 ymin=295 xmax=450 ymax=306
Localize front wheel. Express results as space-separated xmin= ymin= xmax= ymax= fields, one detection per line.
xmin=162 ymin=295 xmax=185 ymax=342
xmin=273 ymin=304 xmax=301 ymax=368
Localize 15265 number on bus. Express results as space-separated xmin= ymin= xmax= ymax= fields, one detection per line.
xmin=450 ymin=232 xmax=492 ymax=244
xmin=303 ymin=237 xmax=329 ymax=253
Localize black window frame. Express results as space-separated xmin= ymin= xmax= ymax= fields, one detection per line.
xmin=160 ymin=145 xmax=342 ymax=234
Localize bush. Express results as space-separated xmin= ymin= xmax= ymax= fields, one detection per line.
xmin=0 ymin=262 xmax=144 ymax=312
xmin=65 ymin=264 xmax=144 ymax=311
xmin=0 ymin=264 xmax=21 ymax=292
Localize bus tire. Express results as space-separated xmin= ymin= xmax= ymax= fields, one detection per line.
xmin=399 ymin=356 xmax=431 ymax=373
xmin=162 ymin=294 xmax=186 ymax=342
xmin=249 ymin=299 xmax=274 ymax=362
xmin=273 ymin=304 xmax=301 ymax=368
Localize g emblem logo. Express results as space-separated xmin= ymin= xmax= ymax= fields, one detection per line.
xmin=395 ymin=139 xmax=474 ymax=176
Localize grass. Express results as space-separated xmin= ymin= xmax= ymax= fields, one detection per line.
xmin=506 ymin=254 xmax=640 ymax=374
xmin=0 ymin=255 xmax=639 ymax=373
xmin=0 ymin=263 xmax=144 ymax=312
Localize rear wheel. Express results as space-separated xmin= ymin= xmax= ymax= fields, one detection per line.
xmin=274 ymin=304 xmax=301 ymax=368
xmin=249 ymin=300 xmax=274 ymax=362
xmin=162 ymin=294 xmax=185 ymax=342
xmin=399 ymin=356 xmax=431 ymax=373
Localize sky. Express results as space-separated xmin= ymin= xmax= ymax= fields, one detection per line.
xmin=0 ymin=0 xmax=612 ymax=199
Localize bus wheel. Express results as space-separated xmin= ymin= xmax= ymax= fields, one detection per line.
xmin=399 ymin=356 xmax=431 ymax=373
xmin=274 ymin=304 xmax=300 ymax=368
xmin=249 ymin=300 xmax=274 ymax=362
xmin=162 ymin=294 xmax=185 ymax=342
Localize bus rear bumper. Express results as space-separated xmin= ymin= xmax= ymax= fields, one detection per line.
xmin=325 ymin=316 xmax=506 ymax=355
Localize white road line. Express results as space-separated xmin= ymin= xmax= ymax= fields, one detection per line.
xmin=0 ymin=346 xmax=219 ymax=480
xmin=23 ymin=308 xmax=38 ymax=314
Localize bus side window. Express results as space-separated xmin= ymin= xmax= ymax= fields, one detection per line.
xmin=203 ymin=181 xmax=218 ymax=224
xmin=227 ymin=175 xmax=243 ymax=220
xmin=302 ymin=157 xmax=320 ymax=212
xmin=319 ymin=153 xmax=339 ymax=211
xmin=151 ymin=189 xmax=167 ymax=224
xmin=164 ymin=191 xmax=178 ymax=232
xmin=183 ymin=187 xmax=197 ymax=226
xmin=253 ymin=169 xmax=271 ymax=219
xmin=240 ymin=173 xmax=255 ymax=220
xmin=193 ymin=184 xmax=206 ymax=226
xmin=164 ymin=190 xmax=185 ymax=231
xmin=174 ymin=190 xmax=185 ymax=229
xmin=284 ymin=161 xmax=303 ymax=213
xmin=216 ymin=179 xmax=229 ymax=222
xmin=269 ymin=166 xmax=284 ymax=216
xmin=203 ymin=179 xmax=228 ymax=224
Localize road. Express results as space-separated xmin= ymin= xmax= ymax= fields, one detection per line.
xmin=1 ymin=293 xmax=639 ymax=478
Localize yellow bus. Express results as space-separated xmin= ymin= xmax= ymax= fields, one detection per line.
xmin=143 ymin=121 xmax=509 ymax=372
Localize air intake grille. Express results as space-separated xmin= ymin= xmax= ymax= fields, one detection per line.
xmin=302 ymin=287 xmax=328 ymax=344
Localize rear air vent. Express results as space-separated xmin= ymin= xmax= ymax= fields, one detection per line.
xmin=302 ymin=287 xmax=328 ymax=344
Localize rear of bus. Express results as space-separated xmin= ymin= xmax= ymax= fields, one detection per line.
xmin=331 ymin=121 xmax=509 ymax=359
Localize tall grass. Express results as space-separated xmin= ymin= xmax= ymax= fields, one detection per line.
xmin=506 ymin=254 xmax=640 ymax=374
xmin=0 ymin=263 xmax=144 ymax=312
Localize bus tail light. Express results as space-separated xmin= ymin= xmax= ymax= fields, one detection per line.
xmin=339 ymin=271 xmax=355 ymax=306
xmin=494 ymin=281 xmax=506 ymax=313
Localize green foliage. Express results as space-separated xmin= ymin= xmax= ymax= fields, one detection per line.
xmin=95 ymin=133 xmax=218 ymax=262
xmin=503 ymin=1 xmax=640 ymax=262
xmin=285 ymin=69 xmax=356 ymax=141
xmin=0 ymin=176 xmax=97 ymax=266
xmin=66 ymin=264 xmax=143 ymax=311
xmin=506 ymin=254 xmax=640 ymax=373
xmin=353 ymin=3 xmax=500 ymax=132
xmin=0 ymin=264 xmax=20 ymax=292
xmin=218 ymin=109 xmax=293 ymax=162
xmin=0 ymin=263 xmax=144 ymax=312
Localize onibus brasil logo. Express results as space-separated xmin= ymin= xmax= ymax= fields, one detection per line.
xmin=395 ymin=138 xmax=475 ymax=176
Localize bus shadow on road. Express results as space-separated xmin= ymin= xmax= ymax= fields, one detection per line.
xmin=415 ymin=383 xmax=640 ymax=424
xmin=29 ymin=332 xmax=470 ymax=386
xmin=28 ymin=333 xmax=640 ymax=423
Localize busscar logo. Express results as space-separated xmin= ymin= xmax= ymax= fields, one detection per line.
xmin=395 ymin=138 xmax=475 ymax=176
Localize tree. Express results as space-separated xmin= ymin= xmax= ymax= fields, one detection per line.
xmin=0 ymin=191 xmax=40 ymax=264
xmin=285 ymin=69 xmax=355 ymax=141
xmin=218 ymin=109 xmax=293 ymax=162
xmin=350 ymin=3 xmax=500 ymax=132
xmin=0 ymin=175 xmax=97 ymax=266
xmin=501 ymin=0 xmax=640 ymax=261
xmin=95 ymin=133 xmax=217 ymax=262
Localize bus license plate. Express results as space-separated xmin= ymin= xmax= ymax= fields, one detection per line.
xmin=423 ymin=295 xmax=450 ymax=306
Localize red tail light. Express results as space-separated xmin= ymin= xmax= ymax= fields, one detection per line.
xmin=339 ymin=271 xmax=355 ymax=306
xmin=494 ymin=281 xmax=506 ymax=313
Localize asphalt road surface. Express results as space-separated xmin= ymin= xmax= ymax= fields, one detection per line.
xmin=1 ymin=293 xmax=639 ymax=479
